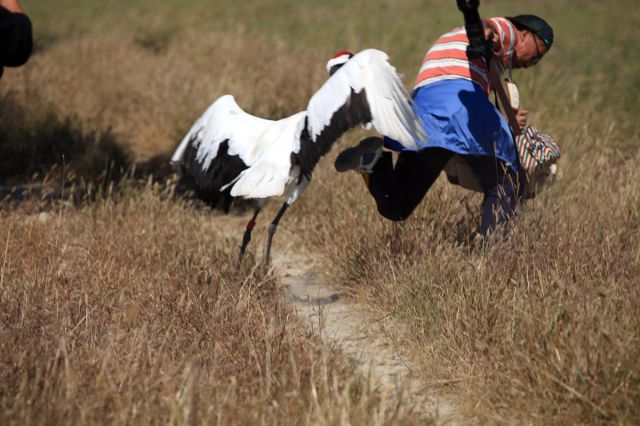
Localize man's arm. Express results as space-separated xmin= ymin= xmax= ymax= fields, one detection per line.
xmin=0 ymin=0 xmax=25 ymax=14
xmin=456 ymin=0 xmax=493 ymax=59
xmin=0 ymin=0 xmax=32 ymax=69
xmin=457 ymin=1 xmax=527 ymax=134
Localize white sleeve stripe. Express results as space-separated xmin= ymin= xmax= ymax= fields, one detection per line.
xmin=418 ymin=59 xmax=488 ymax=80
xmin=490 ymin=18 xmax=506 ymax=42
xmin=419 ymin=58 xmax=470 ymax=70
xmin=428 ymin=41 xmax=469 ymax=52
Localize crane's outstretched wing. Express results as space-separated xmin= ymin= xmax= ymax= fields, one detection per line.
xmin=172 ymin=95 xmax=275 ymax=170
xmin=224 ymin=111 xmax=307 ymax=199
xmin=171 ymin=95 xmax=277 ymax=208
xmin=298 ymin=49 xmax=426 ymax=172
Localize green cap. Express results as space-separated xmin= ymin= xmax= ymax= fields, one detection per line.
xmin=507 ymin=15 xmax=554 ymax=48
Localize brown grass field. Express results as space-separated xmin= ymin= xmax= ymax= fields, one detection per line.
xmin=1 ymin=0 xmax=639 ymax=424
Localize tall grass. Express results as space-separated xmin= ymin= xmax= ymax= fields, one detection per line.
xmin=1 ymin=0 xmax=638 ymax=423
xmin=0 ymin=186 xmax=426 ymax=424
xmin=309 ymin=151 xmax=639 ymax=423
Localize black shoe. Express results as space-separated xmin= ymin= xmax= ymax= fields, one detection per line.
xmin=334 ymin=137 xmax=383 ymax=173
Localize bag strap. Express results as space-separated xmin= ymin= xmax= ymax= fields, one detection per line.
xmin=487 ymin=58 xmax=521 ymax=138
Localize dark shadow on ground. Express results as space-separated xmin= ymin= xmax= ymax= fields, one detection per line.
xmin=0 ymin=92 xmax=131 ymax=188
xmin=0 ymin=92 xmax=255 ymax=216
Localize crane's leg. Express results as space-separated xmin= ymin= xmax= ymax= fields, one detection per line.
xmin=262 ymin=175 xmax=309 ymax=275
xmin=263 ymin=201 xmax=289 ymax=275
xmin=236 ymin=201 xmax=264 ymax=273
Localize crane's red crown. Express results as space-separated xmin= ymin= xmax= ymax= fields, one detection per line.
xmin=326 ymin=50 xmax=353 ymax=74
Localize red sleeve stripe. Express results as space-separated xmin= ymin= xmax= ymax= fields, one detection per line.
xmin=424 ymin=49 xmax=486 ymax=67
xmin=488 ymin=17 xmax=515 ymax=58
xmin=487 ymin=18 xmax=505 ymax=42
xmin=414 ymin=66 xmax=489 ymax=88
xmin=436 ymin=27 xmax=469 ymax=44
xmin=418 ymin=58 xmax=487 ymax=79
xmin=413 ymin=22 xmax=514 ymax=93
xmin=423 ymin=49 xmax=469 ymax=62
xmin=438 ymin=34 xmax=471 ymax=44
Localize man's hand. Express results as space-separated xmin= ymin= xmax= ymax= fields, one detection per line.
xmin=466 ymin=39 xmax=494 ymax=59
xmin=456 ymin=0 xmax=479 ymax=14
xmin=456 ymin=0 xmax=492 ymax=59
xmin=516 ymin=108 xmax=529 ymax=131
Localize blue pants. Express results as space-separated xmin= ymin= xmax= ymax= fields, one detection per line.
xmin=367 ymin=147 xmax=523 ymax=236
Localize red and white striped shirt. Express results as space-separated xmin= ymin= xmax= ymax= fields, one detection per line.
xmin=413 ymin=17 xmax=516 ymax=94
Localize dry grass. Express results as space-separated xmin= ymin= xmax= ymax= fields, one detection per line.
xmin=298 ymin=30 xmax=640 ymax=421
xmin=4 ymin=30 xmax=323 ymax=163
xmin=0 ymin=187 xmax=425 ymax=425
xmin=308 ymin=150 xmax=639 ymax=423
xmin=1 ymin=0 xmax=639 ymax=424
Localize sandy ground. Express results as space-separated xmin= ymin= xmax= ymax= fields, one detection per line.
xmin=272 ymin=248 xmax=460 ymax=423
xmin=213 ymin=210 xmax=462 ymax=424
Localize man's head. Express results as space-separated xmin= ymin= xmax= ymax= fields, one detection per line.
xmin=507 ymin=15 xmax=554 ymax=68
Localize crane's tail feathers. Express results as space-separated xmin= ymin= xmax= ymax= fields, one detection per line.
xmin=225 ymin=163 xmax=288 ymax=199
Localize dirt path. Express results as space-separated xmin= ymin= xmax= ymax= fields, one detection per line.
xmin=211 ymin=213 xmax=461 ymax=423
xmin=8 ymin=187 xmax=462 ymax=422
xmin=271 ymin=248 xmax=460 ymax=423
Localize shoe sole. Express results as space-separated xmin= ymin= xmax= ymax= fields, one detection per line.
xmin=334 ymin=137 xmax=383 ymax=172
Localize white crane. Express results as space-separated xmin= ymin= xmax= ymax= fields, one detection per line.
xmin=171 ymin=49 xmax=427 ymax=273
